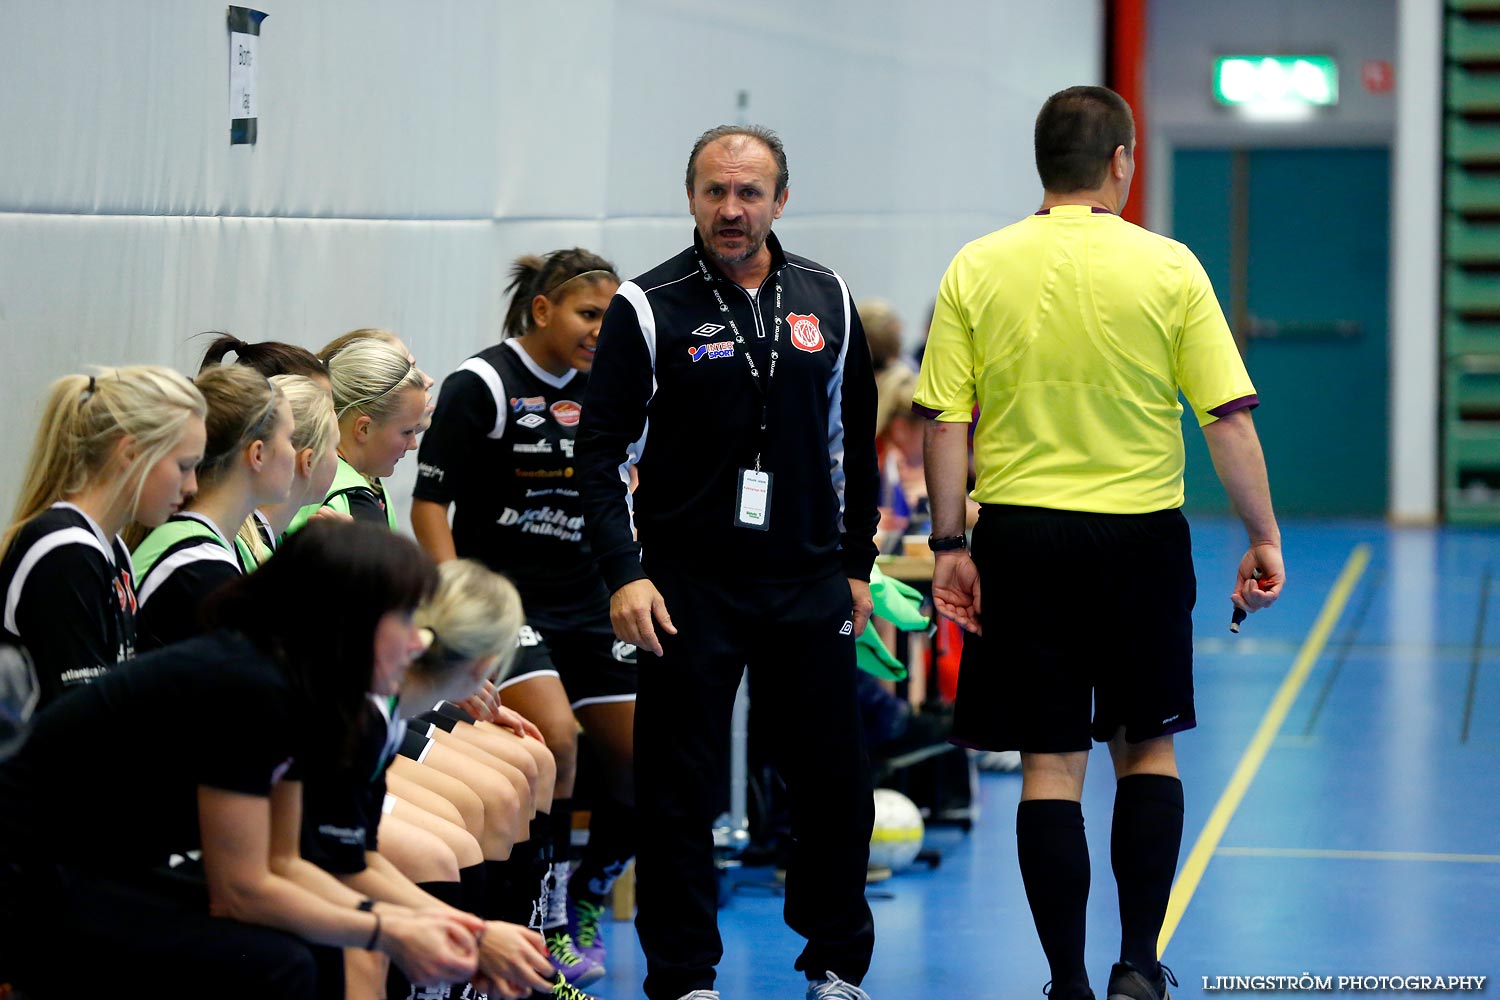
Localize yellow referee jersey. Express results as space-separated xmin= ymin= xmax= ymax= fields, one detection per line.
xmin=913 ymin=205 xmax=1255 ymax=514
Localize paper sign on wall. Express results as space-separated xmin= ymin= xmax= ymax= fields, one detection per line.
xmin=228 ymin=6 xmax=267 ymax=145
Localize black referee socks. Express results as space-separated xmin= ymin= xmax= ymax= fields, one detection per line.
xmin=1017 ymin=798 xmax=1091 ymax=999
xmin=1111 ymin=774 xmax=1184 ymax=978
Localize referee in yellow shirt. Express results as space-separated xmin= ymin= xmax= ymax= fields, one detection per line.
xmin=916 ymin=86 xmax=1284 ymax=1000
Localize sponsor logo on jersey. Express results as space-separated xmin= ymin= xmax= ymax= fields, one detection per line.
xmin=114 ymin=569 xmax=136 ymax=614
xmin=317 ymin=823 xmax=367 ymax=845
xmin=497 ymin=505 xmax=584 ymax=542
xmin=789 ymin=313 xmax=824 ymax=353
xmin=513 ymin=467 xmax=574 ymax=478
xmin=550 ymin=400 xmax=581 ymax=427
xmin=690 ymin=322 xmax=726 ymax=338
xmin=58 ymin=665 xmax=111 ymax=686
xmin=517 ymin=625 xmax=543 ymax=648
xmin=417 ymin=461 xmax=445 ymax=483
xmin=688 ymin=340 xmax=734 ymax=363
xmin=512 ymin=440 xmax=554 ymax=454
xmin=510 ymin=395 xmax=546 ymax=413
xmin=516 ymin=412 xmax=546 ymax=430
xmin=839 ymin=620 xmax=853 ymax=635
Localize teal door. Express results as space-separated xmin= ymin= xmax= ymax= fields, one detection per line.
xmin=1172 ymin=148 xmax=1390 ymax=516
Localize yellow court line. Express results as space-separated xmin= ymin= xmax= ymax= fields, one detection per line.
xmin=1158 ymin=543 xmax=1372 ymax=955
xmin=1216 ymin=846 xmax=1500 ymax=864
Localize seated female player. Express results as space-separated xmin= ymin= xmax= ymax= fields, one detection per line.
xmin=0 ymin=522 xmax=482 ymax=998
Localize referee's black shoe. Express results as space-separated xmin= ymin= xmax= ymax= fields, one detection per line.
xmin=1106 ymin=961 xmax=1177 ymax=1000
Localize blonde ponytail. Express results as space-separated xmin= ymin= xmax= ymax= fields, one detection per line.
xmin=412 ymin=560 xmax=524 ymax=682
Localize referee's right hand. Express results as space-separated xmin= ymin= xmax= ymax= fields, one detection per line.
xmin=611 ymin=578 xmax=677 ymax=656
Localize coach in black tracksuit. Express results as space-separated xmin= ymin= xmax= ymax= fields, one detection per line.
xmin=576 ymin=125 xmax=880 ymax=1000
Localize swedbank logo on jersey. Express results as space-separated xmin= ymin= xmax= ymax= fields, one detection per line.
xmin=497 ymin=505 xmax=583 ymax=542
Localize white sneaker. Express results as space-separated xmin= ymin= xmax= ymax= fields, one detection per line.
xmin=677 ymin=992 xmax=720 ymax=1000
xmin=807 ymin=972 xmax=871 ymax=999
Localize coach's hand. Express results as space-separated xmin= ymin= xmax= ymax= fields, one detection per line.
xmin=611 ymin=578 xmax=677 ymax=656
xmin=848 ymin=578 xmax=873 ymax=637
xmin=933 ymin=550 xmax=982 ymax=636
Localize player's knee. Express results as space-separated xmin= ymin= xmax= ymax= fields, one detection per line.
xmin=412 ymin=838 xmax=463 ymax=884
xmin=448 ymin=827 xmax=484 ymax=869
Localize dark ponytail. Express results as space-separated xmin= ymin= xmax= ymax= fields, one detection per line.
xmin=501 ymin=248 xmax=619 ymax=339
xmin=199 ymin=333 xmax=247 ymax=369
xmin=197 ymin=333 xmax=329 ymax=380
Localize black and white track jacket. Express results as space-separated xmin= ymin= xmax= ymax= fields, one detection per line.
xmin=578 ymin=231 xmax=879 ymax=593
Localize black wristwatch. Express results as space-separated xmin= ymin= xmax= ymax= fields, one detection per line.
xmin=928 ymin=533 xmax=967 ymax=552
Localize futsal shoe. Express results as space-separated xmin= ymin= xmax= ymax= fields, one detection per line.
xmin=565 ymin=896 xmax=608 ymax=967
xmin=1106 ymin=961 xmax=1177 ymax=1000
xmin=675 ymin=992 xmax=720 ymax=999
xmin=807 ymin=971 xmax=872 ymax=999
xmin=544 ymin=927 xmax=604 ymax=988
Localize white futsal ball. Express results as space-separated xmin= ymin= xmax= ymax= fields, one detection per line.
xmin=869 ymin=789 xmax=925 ymax=872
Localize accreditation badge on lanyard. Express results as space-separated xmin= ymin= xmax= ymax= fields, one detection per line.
xmin=696 ymin=251 xmax=783 ymax=532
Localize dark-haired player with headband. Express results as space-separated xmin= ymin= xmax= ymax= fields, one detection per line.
xmin=0 ymin=366 xmax=206 ymax=707
xmin=413 ymin=248 xmax=636 ymax=989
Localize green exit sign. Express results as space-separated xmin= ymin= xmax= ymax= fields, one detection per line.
xmin=1214 ymin=55 xmax=1339 ymax=107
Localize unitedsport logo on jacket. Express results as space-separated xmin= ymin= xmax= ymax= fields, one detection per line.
xmin=688 ymin=341 xmax=734 ymax=362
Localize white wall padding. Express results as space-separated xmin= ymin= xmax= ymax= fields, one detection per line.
xmin=0 ymin=0 xmax=1102 ymax=525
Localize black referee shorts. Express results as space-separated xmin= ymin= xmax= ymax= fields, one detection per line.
xmin=951 ymin=503 xmax=1197 ymax=754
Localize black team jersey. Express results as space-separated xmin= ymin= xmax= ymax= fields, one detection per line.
xmin=415 ymin=338 xmax=610 ymax=633
xmin=0 ymin=503 xmax=136 ymax=708
xmin=0 ymin=631 xmax=308 ymax=868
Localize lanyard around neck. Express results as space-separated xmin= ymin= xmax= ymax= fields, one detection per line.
xmin=694 ymin=251 xmax=784 ymax=468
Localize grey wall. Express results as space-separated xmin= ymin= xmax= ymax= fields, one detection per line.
xmin=0 ymin=0 xmax=1102 ymax=529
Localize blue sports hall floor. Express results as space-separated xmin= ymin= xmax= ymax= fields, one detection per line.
xmin=587 ymin=518 xmax=1500 ymax=999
